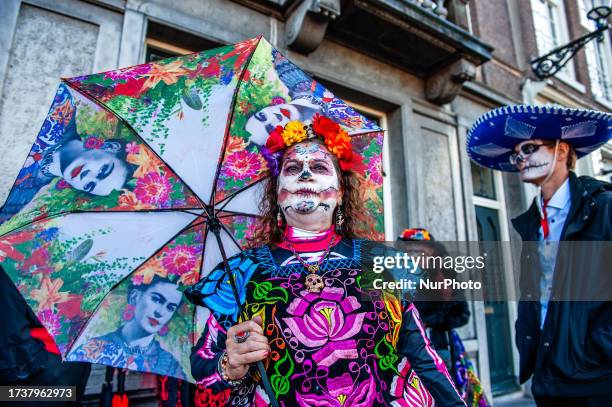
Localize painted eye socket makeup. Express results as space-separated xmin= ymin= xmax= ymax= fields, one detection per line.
xmin=510 ymin=142 xmax=554 ymax=165
xmin=283 ymin=161 xmax=302 ymax=175
xmin=310 ymin=161 xmax=330 ymax=172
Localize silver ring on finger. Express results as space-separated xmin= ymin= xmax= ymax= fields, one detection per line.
xmin=233 ymin=330 xmax=250 ymax=344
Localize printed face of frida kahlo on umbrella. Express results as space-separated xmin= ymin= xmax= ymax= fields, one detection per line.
xmin=45 ymin=138 xmax=132 ymax=196
xmin=277 ymin=141 xmax=341 ymax=227
xmin=244 ymin=98 xmax=321 ymax=146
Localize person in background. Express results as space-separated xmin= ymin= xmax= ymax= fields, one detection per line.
xmin=0 ymin=266 xmax=91 ymax=405
xmin=467 ymin=105 xmax=611 ymax=407
xmin=397 ymin=228 xmax=470 ymax=371
xmin=398 ymin=228 xmax=489 ymax=406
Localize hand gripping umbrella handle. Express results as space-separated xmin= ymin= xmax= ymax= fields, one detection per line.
xmin=210 ymin=226 xmax=280 ymax=407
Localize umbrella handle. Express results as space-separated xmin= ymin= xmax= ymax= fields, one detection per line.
xmin=209 ymin=225 xmax=280 ymax=407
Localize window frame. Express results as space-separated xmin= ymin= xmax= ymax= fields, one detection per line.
xmin=579 ymin=0 xmax=612 ymax=106
xmin=471 ymin=168 xmax=521 ymax=395
xmin=530 ymin=0 xmax=585 ymax=91
xmin=145 ymin=38 xmax=195 ymax=58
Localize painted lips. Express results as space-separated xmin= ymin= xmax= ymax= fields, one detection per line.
xmin=280 ymin=108 xmax=291 ymax=118
xmin=148 ymin=317 xmax=159 ymax=327
xmin=295 ymin=188 xmax=317 ymax=195
xmin=70 ymin=164 xmax=85 ymax=179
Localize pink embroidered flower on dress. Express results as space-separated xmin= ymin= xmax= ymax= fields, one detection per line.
xmin=389 ymin=357 xmax=434 ymax=407
xmin=254 ymin=385 xmax=270 ymax=407
xmin=295 ymin=372 xmax=377 ymax=406
xmin=282 ymin=287 xmax=366 ymax=367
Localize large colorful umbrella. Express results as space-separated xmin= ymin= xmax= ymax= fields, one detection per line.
xmin=0 ymin=36 xmax=384 ymax=387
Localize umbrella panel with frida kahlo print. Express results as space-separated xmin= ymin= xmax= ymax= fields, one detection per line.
xmin=0 ymin=36 xmax=384 ymax=382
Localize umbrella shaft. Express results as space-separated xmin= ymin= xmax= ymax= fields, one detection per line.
xmin=210 ymin=227 xmax=279 ymax=407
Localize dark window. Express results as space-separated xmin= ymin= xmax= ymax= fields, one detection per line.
xmin=471 ymin=162 xmax=496 ymax=200
xmin=145 ymin=21 xmax=222 ymax=62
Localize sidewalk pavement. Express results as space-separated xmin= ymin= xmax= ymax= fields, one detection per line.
xmin=493 ymin=395 xmax=537 ymax=407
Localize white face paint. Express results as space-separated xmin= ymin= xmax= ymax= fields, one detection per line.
xmin=277 ymin=142 xmax=341 ymax=230
xmin=515 ymin=139 xmax=556 ymax=184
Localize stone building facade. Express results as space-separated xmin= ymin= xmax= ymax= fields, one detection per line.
xmin=0 ymin=0 xmax=609 ymax=405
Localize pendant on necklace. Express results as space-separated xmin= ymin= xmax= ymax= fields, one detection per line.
xmin=305 ymin=271 xmax=324 ymax=293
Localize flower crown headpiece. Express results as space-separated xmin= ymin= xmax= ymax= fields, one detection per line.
xmin=399 ymin=228 xmax=432 ymax=241
xmin=261 ymin=114 xmax=359 ymax=176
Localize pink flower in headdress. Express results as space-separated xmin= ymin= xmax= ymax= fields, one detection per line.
xmin=84 ymin=137 xmax=104 ymax=150
xmin=162 ymin=244 xmax=200 ymax=276
xmin=222 ymin=150 xmax=263 ymax=180
xmin=271 ymin=96 xmax=286 ymax=105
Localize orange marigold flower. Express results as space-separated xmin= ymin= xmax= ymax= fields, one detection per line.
xmin=324 ymin=127 xmax=352 ymax=160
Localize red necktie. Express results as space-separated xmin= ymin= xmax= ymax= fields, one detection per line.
xmin=541 ymin=199 xmax=550 ymax=239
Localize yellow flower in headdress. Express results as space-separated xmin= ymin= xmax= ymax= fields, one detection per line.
xmin=281 ymin=120 xmax=307 ymax=146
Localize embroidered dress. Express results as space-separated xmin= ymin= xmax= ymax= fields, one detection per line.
xmin=185 ymin=234 xmax=464 ymax=406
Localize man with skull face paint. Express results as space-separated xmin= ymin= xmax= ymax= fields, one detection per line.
xmin=467 ymin=105 xmax=612 ymax=406
xmin=185 ymin=114 xmax=465 ymax=406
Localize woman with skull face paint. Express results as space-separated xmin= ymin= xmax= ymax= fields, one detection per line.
xmin=186 ymin=115 xmax=465 ymax=406
xmin=467 ymin=105 xmax=612 ymax=406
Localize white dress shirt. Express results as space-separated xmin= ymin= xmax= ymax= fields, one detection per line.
xmin=536 ymin=178 xmax=571 ymax=329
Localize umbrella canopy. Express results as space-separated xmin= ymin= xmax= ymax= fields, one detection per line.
xmin=0 ymin=36 xmax=384 ymax=382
